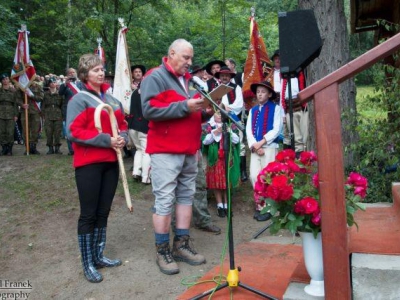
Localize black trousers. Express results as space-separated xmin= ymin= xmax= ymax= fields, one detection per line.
xmin=75 ymin=162 xmax=119 ymax=234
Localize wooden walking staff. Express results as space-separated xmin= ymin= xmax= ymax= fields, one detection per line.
xmin=94 ymin=103 xmax=133 ymax=213
xmin=24 ymin=93 xmax=30 ymax=155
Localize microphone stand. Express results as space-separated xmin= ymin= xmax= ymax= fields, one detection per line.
xmin=189 ymin=81 xmax=277 ymax=300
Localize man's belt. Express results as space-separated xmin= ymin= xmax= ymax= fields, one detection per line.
xmin=285 ymin=98 xmax=303 ymax=112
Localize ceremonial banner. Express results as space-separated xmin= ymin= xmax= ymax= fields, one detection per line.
xmin=242 ymin=16 xmax=273 ymax=106
xmin=112 ymin=19 xmax=132 ymax=113
xmin=94 ymin=37 xmax=106 ymax=71
xmin=11 ymin=25 xmax=36 ymax=94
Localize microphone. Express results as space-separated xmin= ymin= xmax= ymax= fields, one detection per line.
xmin=189 ymin=77 xmax=205 ymax=92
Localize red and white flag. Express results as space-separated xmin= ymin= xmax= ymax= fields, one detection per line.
xmin=11 ymin=25 xmax=36 ymax=95
xmin=94 ymin=37 xmax=106 ymax=69
xmin=112 ymin=19 xmax=132 ymax=113
xmin=242 ymin=15 xmax=273 ymax=107
xmin=95 ymin=46 xmax=106 ymax=65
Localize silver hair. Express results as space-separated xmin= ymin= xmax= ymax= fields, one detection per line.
xmin=168 ymin=39 xmax=193 ymax=56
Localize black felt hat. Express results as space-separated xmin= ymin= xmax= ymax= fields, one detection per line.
xmin=214 ymin=66 xmax=236 ymax=79
xmin=271 ymin=49 xmax=280 ymax=60
xmin=190 ymin=65 xmax=204 ymax=74
xmin=250 ymin=80 xmax=277 ymax=99
xmin=131 ymin=64 xmax=146 ymax=75
xmin=205 ymin=60 xmax=226 ymax=75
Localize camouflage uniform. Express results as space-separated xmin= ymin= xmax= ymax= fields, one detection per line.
xmin=192 ymin=156 xmax=211 ymax=226
xmin=42 ymin=89 xmax=63 ymax=154
xmin=0 ymin=86 xmax=18 ymax=155
xmin=192 ymin=150 xmax=221 ymax=234
xmin=16 ymin=83 xmax=44 ymax=154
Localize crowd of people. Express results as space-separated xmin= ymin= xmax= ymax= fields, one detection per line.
xmin=0 ymin=39 xmax=309 ymax=281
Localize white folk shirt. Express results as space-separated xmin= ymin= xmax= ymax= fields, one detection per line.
xmin=221 ymin=84 xmax=244 ymax=116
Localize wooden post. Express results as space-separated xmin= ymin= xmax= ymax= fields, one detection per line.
xmin=313 ymin=83 xmax=351 ymax=299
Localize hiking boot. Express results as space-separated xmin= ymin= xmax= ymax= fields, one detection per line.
xmin=156 ymin=242 xmax=179 ymax=275
xmin=172 ymin=235 xmax=206 ymax=266
xmin=196 ymin=224 xmax=221 ymax=235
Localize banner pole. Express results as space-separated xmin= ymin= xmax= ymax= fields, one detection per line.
xmin=24 ymin=93 xmax=30 ymax=155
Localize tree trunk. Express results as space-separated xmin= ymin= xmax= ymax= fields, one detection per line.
xmin=298 ymin=0 xmax=358 ymax=166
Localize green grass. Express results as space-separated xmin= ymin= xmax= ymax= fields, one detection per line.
xmin=356 ymin=85 xmax=386 ymax=121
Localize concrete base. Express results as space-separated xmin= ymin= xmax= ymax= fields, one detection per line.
xmin=283 ymin=282 xmax=324 ymax=300
xmin=352 ymin=253 xmax=400 ymax=300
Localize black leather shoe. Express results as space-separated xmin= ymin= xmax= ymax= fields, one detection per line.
xmin=217 ymin=207 xmax=226 ymax=218
xmin=255 ymin=212 xmax=272 ymax=222
xmin=132 ymin=175 xmax=142 ymax=182
xmin=197 ymin=224 xmax=221 ymax=235
xmin=253 ymin=210 xmax=260 ymax=219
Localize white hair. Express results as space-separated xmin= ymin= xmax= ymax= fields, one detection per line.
xmin=168 ymin=39 xmax=193 ymax=56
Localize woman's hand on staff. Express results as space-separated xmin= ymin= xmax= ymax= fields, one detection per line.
xmin=111 ymin=136 xmax=126 ymax=150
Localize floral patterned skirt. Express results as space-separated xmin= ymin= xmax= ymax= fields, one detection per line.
xmin=206 ymin=158 xmax=227 ymax=190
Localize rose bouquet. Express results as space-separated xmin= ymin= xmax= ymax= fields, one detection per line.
xmin=255 ymin=149 xmax=368 ymax=237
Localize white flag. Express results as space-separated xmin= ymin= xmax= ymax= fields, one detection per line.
xmin=112 ymin=26 xmax=132 ymax=113
xmin=11 ymin=25 xmax=37 ymax=96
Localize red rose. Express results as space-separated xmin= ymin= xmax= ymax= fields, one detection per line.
xmin=254 ymin=180 xmax=268 ymax=197
xmin=312 ymin=173 xmax=319 ymax=188
xmin=279 ymin=185 xmax=294 ymax=200
xmin=294 ymin=197 xmax=319 ymax=215
xmin=311 ymin=209 xmax=321 ymax=226
xmin=299 ymin=151 xmax=317 ymax=166
xmin=266 ymin=175 xmax=293 ymax=201
xmin=276 ymin=149 xmax=296 ymax=162
xmin=286 ymin=160 xmax=300 ymax=173
xmin=346 ymin=172 xmax=368 ymax=188
xmin=354 ymin=186 xmax=367 ymax=199
xmin=266 ymin=185 xmax=280 ymax=200
xmin=266 ymin=161 xmax=290 ymax=174
xmin=271 ymin=174 xmax=289 ymax=186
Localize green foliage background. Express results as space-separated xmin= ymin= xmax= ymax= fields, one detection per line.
xmin=1 ymin=0 xmax=399 ymax=202
xmin=0 ymin=0 xmax=298 ymax=76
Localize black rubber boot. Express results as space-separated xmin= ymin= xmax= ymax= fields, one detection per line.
xmin=47 ymin=146 xmax=54 ymax=155
xmin=78 ymin=233 xmax=103 ymax=283
xmin=1 ymin=144 xmax=8 ymax=156
xmin=92 ymin=227 xmax=122 ymax=268
xmin=240 ymin=156 xmax=248 ymax=182
xmin=54 ymin=145 xmax=62 ymax=155
xmin=30 ymin=143 xmax=40 ymax=155
xmin=7 ymin=143 xmax=13 ymax=156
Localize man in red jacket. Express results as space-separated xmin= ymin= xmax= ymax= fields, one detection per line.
xmin=141 ymin=39 xmax=208 ymax=275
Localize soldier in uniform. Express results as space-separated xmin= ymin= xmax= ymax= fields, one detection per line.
xmin=42 ymin=77 xmax=63 ymax=154
xmin=16 ymin=77 xmax=44 ymax=154
xmin=0 ymin=74 xmax=18 ymax=156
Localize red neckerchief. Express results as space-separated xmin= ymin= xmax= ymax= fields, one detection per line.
xmin=84 ymin=82 xmax=111 ymax=95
